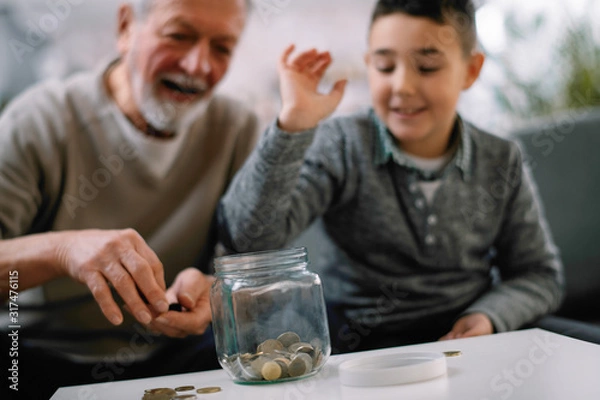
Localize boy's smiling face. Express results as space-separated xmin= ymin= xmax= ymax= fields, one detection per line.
xmin=366 ymin=13 xmax=484 ymax=158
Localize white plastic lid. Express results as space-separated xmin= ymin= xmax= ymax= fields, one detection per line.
xmin=338 ymin=352 xmax=447 ymax=387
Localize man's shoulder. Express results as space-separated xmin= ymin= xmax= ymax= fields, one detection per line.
xmin=1 ymin=68 xmax=102 ymax=124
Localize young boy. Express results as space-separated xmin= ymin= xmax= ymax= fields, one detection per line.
xmin=218 ymin=0 xmax=563 ymax=353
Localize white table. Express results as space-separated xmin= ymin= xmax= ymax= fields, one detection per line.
xmin=51 ymin=329 xmax=600 ymax=400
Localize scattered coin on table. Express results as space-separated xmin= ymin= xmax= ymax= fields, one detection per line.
xmin=142 ymin=387 xmax=177 ymax=400
xmin=174 ymin=385 xmax=195 ymax=392
xmin=443 ymin=350 xmax=462 ymax=357
xmin=196 ymin=386 xmax=222 ymax=394
xmin=142 ymin=385 xmax=222 ymax=399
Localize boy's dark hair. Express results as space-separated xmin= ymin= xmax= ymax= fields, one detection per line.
xmin=370 ymin=0 xmax=478 ymax=56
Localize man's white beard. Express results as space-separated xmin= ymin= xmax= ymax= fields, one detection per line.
xmin=128 ymin=62 xmax=209 ymax=133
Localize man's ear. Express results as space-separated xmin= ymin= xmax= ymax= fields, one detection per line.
xmin=463 ymin=51 xmax=485 ymax=90
xmin=116 ymin=4 xmax=135 ymax=56
xmin=364 ymin=52 xmax=371 ymax=67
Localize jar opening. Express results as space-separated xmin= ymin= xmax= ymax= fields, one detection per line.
xmin=214 ymin=247 xmax=308 ymax=274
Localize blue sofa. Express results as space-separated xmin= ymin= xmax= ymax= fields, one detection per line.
xmin=511 ymin=107 xmax=600 ymax=326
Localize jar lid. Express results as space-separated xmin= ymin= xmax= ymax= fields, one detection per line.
xmin=338 ymin=352 xmax=447 ymax=387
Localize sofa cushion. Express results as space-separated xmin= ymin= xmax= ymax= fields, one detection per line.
xmin=511 ymin=108 xmax=600 ymax=323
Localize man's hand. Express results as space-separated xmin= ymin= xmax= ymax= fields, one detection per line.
xmin=146 ymin=268 xmax=214 ymax=338
xmin=439 ymin=312 xmax=494 ymax=341
xmin=277 ymin=44 xmax=347 ymax=132
xmin=54 ymin=229 xmax=169 ymax=326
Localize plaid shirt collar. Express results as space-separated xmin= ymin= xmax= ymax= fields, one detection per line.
xmin=371 ymin=109 xmax=473 ymax=181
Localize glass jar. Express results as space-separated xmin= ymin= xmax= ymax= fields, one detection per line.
xmin=210 ymin=247 xmax=330 ymax=384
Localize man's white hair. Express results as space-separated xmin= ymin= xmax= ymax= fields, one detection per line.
xmin=130 ymin=0 xmax=251 ymax=20
xmin=130 ymin=0 xmax=155 ymax=20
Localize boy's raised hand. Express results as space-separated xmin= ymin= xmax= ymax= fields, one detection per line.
xmin=277 ymin=44 xmax=348 ymax=133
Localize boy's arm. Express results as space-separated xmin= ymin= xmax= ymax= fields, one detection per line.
xmin=218 ymin=45 xmax=348 ymax=252
xmin=462 ymin=150 xmax=564 ymax=332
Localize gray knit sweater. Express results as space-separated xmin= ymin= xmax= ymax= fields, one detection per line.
xmin=219 ymin=109 xmax=564 ymax=333
xmin=0 ymin=61 xmax=259 ymax=358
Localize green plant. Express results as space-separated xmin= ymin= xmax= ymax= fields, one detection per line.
xmin=490 ymin=2 xmax=600 ymax=118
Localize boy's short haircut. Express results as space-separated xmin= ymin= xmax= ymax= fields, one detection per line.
xmin=370 ymin=0 xmax=478 ymax=56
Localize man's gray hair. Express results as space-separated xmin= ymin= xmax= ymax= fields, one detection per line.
xmin=130 ymin=0 xmax=154 ymax=20
xmin=130 ymin=0 xmax=252 ymax=20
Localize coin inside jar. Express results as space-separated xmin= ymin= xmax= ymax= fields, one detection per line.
xmin=273 ymin=357 xmax=291 ymax=378
xmin=261 ymin=360 xmax=283 ymax=381
xmin=277 ymin=331 xmax=301 ymax=348
xmin=288 ymin=353 xmax=313 ymax=377
xmin=172 ymin=395 xmax=197 ymax=400
xmin=288 ymin=342 xmax=314 ymax=355
xmin=257 ymin=339 xmax=284 ymax=354
xmin=225 ymin=331 xmax=327 ymax=382
xmin=250 ymin=355 xmax=271 ymax=376
xmin=312 ymin=349 xmax=324 ymax=367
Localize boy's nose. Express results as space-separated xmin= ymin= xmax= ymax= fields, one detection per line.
xmin=392 ymin=65 xmax=417 ymax=96
xmin=180 ymin=40 xmax=212 ymax=77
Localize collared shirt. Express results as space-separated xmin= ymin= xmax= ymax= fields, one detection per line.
xmin=372 ymin=110 xmax=472 ymax=181
xmin=220 ymin=107 xmax=564 ymax=334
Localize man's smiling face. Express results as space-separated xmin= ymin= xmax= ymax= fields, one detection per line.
xmin=120 ymin=0 xmax=247 ymax=130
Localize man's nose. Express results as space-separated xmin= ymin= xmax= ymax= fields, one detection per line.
xmin=180 ymin=40 xmax=211 ymax=76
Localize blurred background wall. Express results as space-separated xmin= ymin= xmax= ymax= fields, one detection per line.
xmin=1 ymin=0 xmax=599 ymax=132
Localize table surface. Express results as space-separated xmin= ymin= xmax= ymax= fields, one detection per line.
xmin=51 ymin=328 xmax=600 ymax=400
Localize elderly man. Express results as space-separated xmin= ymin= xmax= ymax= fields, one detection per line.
xmin=0 ymin=0 xmax=256 ymax=397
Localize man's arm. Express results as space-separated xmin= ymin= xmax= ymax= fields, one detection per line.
xmin=0 ymin=99 xmax=169 ymax=327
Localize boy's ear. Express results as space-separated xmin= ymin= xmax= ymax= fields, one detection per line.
xmin=463 ymin=51 xmax=485 ymax=90
xmin=116 ymin=4 xmax=136 ymax=57
xmin=364 ymin=52 xmax=371 ymax=66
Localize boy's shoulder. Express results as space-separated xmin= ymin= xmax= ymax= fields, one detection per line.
xmin=463 ymin=119 xmax=522 ymax=162
xmin=317 ymin=108 xmax=377 ymax=149
xmin=323 ymin=108 xmax=372 ymax=134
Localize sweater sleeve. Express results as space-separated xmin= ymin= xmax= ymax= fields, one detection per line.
xmin=218 ymin=120 xmax=352 ymax=253
xmin=0 ymin=101 xmax=64 ymax=239
xmin=463 ymin=146 xmax=564 ymax=331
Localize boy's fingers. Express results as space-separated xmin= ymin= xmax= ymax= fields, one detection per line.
xmin=292 ymin=49 xmax=318 ymax=71
xmin=279 ymin=44 xmax=296 ymax=69
xmin=310 ymin=53 xmax=332 ymax=77
xmin=328 ymin=79 xmax=348 ymax=104
xmin=439 ymin=330 xmax=456 ymax=341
